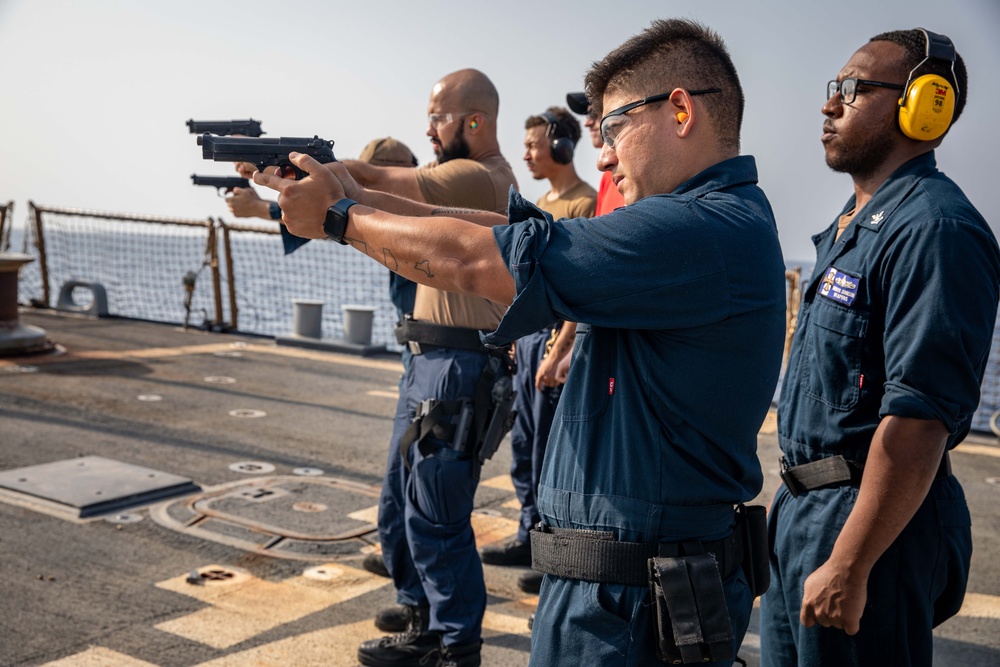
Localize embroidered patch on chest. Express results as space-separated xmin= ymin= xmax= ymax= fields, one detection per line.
xmin=817 ymin=266 xmax=861 ymax=306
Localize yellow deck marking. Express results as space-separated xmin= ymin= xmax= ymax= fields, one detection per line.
xmin=366 ymin=390 xmax=400 ymax=399
xmin=957 ymin=592 xmax=1000 ymax=619
xmin=482 ymin=609 xmax=533 ymax=636
xmin=347 ymin=504 xmax=518 ymax=548
xmin=471 ymin=512 xmax=520 ymax=548
xmin=154 ymin=564 xmax=388 ymax=649
xmin=348 ymin=504 xmax=380 ymax=525
xmin=481 ymin=474 xmax=516 ymax=492
xmin=955 ymin=443 xmax=1000 ymax=459
xmin=245 ymin=343 xmax=401 ymax=371
xmin=0 ymin=341 xmax=402 ymax=372
xmin=759 ymin=409 xmax=778 ymax=435
xmin=41 ymin=647 xmax=160 ymax=667
xmin=502 ymin=498 xmax=522 ymax=510
xmin=192 ymin=619 xmax=381 ymax=667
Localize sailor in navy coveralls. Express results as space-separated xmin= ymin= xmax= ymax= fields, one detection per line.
xmin=761 ymin=29 xmax=1000 ymax=666
xmin=257 ymin=19 xmax=786 ymax=667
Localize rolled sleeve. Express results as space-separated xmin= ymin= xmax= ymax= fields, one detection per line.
xmin=483 ymin=192 xmax=564 ymax=346
xmin=879 ymin=219 xmax=1000 ymax=435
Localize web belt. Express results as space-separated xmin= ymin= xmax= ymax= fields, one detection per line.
xmin=780 ymin=452 xmax=952 ymax=498
xmin=529 ymin=524 xmax=743 ymax=587
xmin=395 ymin=318 xmax=488 ymax=355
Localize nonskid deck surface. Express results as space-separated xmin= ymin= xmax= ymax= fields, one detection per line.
xmin=2 ymin=310 xmax=999 ymax=666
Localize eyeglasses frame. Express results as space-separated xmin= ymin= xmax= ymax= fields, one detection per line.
xmin=599 ymin=88 xmax=722 ymax=148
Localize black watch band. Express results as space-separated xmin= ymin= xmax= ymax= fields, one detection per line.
xmin=323 ymin=198 xmax=357 ymax=245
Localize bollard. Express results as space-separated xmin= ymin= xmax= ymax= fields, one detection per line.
xmin=292 ymin=299 xmax=324 ymax=339
xmin=0 ymin=253 xmax=51 ymax=355
xmin=342 ymin=305 xmax=376 ymax=345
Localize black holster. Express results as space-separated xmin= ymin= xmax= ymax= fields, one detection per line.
xmin=738 ymin=504 xmax=770 ymax=598
xmin=648 ymin=551 xmax=734 ymax=664
xmin=646 ymin=504 xmax=769 ymax=664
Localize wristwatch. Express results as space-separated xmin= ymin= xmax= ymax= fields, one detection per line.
xmin=323 ymin=198 xmax=358 ymax=245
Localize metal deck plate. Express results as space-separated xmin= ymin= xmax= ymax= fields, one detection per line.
xmin=194 ymin=477 xmax=378 ymax=540
xmin=0 ymin=456 xmax=201 ymax=518
xmin=151 ymin=476 xmax=381 ymax=561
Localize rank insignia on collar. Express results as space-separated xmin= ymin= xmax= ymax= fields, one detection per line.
xmin=870 ymin=210 xmax=884 ymax=225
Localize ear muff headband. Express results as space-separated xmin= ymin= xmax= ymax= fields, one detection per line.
xmin=541 ymin=111 xmax=575 ymax=164
xmin=897 ymin=28 xmax=958 ymax=141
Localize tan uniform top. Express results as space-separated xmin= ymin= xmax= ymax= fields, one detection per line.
xmin=412 ymin=155 xmax=517 ymax=329
xmin=535 ymin=180 xmax=597 ymax=220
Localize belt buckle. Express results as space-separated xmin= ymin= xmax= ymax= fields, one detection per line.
xmin=408 ymin=341 xmax=423 ymax=355
xmin=779 ymin=457 xmax=801 ymax=498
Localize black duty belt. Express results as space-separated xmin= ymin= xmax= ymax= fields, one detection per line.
xmin=530 ymin=524 xmax=743 ymax=587
xmin=395 ymin=318 xmax=488 ymax=355
xmin=780 ymin=452 xmax=952 ymax=498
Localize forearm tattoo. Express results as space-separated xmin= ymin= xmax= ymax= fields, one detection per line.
xmin=382 ymin=248 xmax=399 ymax=272
xmin=345 ymin=237 xmax=371 ymax=258
xmin=413 ymin=259 xmax=435 ymax=277
xmin=348 ymin=235 xmax=434 ymax=279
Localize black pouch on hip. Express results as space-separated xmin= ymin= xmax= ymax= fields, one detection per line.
xmin=738 ymin=504 xmax=770 ymax=598
xmin=647 ymin=552 xmax=734 ymax=664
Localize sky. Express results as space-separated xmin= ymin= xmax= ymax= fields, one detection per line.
xmin=1 ymin=0 xmax=998 ymax=263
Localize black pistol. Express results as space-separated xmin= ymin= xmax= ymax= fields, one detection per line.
xmin=197 ymin=135 xmax=337 ymax=180
xmin=186 ymin=118 xmax=265 ymax=137
xmin=190 ymin=174 xmax=251 ymax=194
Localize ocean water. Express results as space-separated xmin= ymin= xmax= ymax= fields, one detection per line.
xmin=8 ymin=219 xmax=402 ymax=351
xmin=7 ymin=221 xmax=999 ymax=434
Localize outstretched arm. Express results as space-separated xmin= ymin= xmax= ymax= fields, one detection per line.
xmin=343 ymin=159 xmax=425 ymax=202
xmin=254 ymin=153 xmax=515 ymax=305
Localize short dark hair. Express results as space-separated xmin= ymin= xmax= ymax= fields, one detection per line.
xmin=584 ymin=19 xmax=744 ymax=151
xmin=869 ymin=29 xmax=968 ymax=125
xmin=525 ymin=106 xmax=582 ymax=146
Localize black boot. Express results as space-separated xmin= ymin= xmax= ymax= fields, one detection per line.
xmin=375 ymin=603 xmax=428 ymax=633
xmin=438 ymin=640 xmax=482 ymax=667
xmin=362 ymin=553 xmax=391 ymax=578
xmin=359 ymin=605 xmax=439 ymax=667
xmin=517 ymin=570 xmax=543 ymax=594
xmin=479 ymin=538 xmax=531 ymax=566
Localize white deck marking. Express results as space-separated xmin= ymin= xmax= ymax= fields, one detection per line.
xmin=958 ymin=592 xmax=1000 ymax=619
xmin=40 ymin=647 xmax=160 ymax=667
xmin=154 ymin=564 xmax=388 ymax=649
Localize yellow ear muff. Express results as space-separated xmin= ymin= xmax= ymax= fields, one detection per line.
xmin=897 ymin=74 xmax=955 ymax=141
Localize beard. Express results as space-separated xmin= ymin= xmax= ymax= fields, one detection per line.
xmin=825 ymin=114 xmax=899 ymax=180
xmin=436 ymin=123 xmax=471 ymax=163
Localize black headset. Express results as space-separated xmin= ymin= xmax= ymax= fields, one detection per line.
xmin=541 ymin=111 xmax=575 ymax=164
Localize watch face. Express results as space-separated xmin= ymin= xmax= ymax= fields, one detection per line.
xmin=324 ymin=199 xmax=355 ymax=245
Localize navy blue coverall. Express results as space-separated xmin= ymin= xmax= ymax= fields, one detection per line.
xmin=484 ymin=156 xmax=787 ymax=666
xmin=509 ymin=326 xmax=562 ymax=543
xmin=762 ymin=152 xmax=1000 ymax=666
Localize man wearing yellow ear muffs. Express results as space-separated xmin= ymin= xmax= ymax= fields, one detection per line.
xmin=761 ymin=28 xmax=1000 ymax=666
